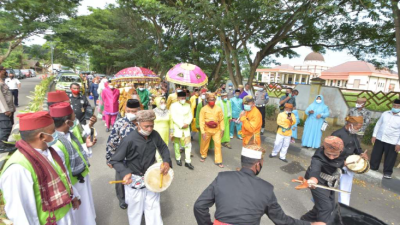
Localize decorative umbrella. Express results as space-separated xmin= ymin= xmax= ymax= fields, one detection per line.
xmin=112 ymin=67 xmax=161 ymax=83
xmin=166 ymin=63 xmax=208 ymax=87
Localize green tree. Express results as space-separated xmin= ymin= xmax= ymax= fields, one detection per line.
xmin=0 ymin=0 xmax=81 ymax=63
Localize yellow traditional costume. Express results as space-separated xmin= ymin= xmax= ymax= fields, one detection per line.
xmin=240 ymin=96 xmax=262 ymax=146
xmin=199 ymin=93 xmax=224 ymax=165
xmin=190 ymin=94 xmax=200 ymax=132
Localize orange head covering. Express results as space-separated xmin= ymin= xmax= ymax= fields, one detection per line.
xmin=18 ymin=111 xmax=54 ymax=131
xmin=345 ymin=116 xmax=363 ymax=124
xmin=323 ymin=136 xmax=344 ymax=152
xmin=284 ymin=103 xmax=293 ymax=109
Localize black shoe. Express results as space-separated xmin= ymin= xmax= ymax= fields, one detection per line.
xmin=383 ymin=174 xmax=392 ymax=179
xmin=119 ymin=202 xmax=128 ymax=209
xmin=269 ymin=154 xmax=276 ymax=158
xmin=185 ymin=163 xmax=194 ymax=170
xmin=261 ymin=131 xmax=264 ymax=135
xmin=0 ymin=143 xmax=17 ymax=153
xmin=176 ymin=160 xmax=182 ymax=166
xmin=279 ymin=158 xmax=288 ymax=163
xmin=106 ymin=128 xmax=110 ymax=132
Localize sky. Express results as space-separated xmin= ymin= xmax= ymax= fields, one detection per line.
xmin=24 ymin=0 xmax=359 ymax=68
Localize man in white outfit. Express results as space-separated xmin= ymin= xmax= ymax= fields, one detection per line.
xmin=0 ymin=111 xmax=80 ymax=225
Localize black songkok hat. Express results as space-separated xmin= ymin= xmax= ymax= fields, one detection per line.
xmin=177 ymin=91 xmax=186 ymax=97
xmin=394 ymin=99 xmax=400 ymax=104
xmin=194 ymin=88 xmax=199 ymax=92
xmin=235 ymin=89 xmax=241 ymax=93
xmin=127 ymin=99 xmax=140 ymax=108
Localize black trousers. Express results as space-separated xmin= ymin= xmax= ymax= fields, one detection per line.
xmin=10 ymin=89 xmax=18 ymax=106
xmin=256 ymin=106 xmax=266 ymax=128
xmin=301 ymin=188 xmax=335 ymax=223
xmin=370 ymin=139 xmax=398 ymax=175
xmin=115 ymin=171 xmax=126 ymax=204
xmin=0 ymin=113 xmax=12 ymax=143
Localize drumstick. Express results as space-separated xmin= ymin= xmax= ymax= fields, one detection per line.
xmin=292 ymin=179 xmax=351 ymax=194
xmin=357 ymin=150 xmax=368 ymax=163
xmin=109 ymin=180 xmax=125 ymax=184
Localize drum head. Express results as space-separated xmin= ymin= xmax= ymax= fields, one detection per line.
xmin=346 ymin=155 xmax=365 ymax=172
xmin=144 ymin=163 xmax=174 ymax=193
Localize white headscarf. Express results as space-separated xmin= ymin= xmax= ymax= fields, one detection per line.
xmin=98 ymin=78 xmax=108 ymax=95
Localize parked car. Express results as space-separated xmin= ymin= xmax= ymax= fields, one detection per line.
xmin=55 ymin=70 xmax=75 ymax=82
xmin=28 ymin=69 xmax=37 ymax=77
xmin=21 ymin=69 xmax=32 ymax=78
xmin=12 ymin=69 xmax=24 ymax=79
xmin=5 ymin=69 xmax=14 ymax=77
xmin=55 ymin=73 xmax=85 ymax=94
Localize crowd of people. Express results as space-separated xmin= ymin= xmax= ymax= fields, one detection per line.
xmin=0 ymin=66 xmax=399 ymax=225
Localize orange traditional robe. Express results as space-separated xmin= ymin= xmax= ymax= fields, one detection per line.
xmin=240 ymin=106 xmax=262 ymax=146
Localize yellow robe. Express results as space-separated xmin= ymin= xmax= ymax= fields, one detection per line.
xmin=277 ymin=112 xmax=296 ymax=136
xmin=240 ymin=106 xmax=262 ymax=146
xmin=199 ymin=105 xmax=224 ymax=163
xmin=190 ymin=95 xmax=200 ymax=132
xmin=166 ymin=93 xmax=178 ymax=109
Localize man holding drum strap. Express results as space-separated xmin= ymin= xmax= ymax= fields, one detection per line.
xmin=110 ymin=110 xmax=172 ymax=225
xmin=331 ymin=116 xmax=368 ymax=206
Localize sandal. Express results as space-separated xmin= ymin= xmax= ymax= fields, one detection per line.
xmin=215 ymin=163 xmax=224 ymax=168
xmin=200 ymin=157 xmax=206 ymax=162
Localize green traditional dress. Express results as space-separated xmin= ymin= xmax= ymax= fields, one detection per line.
xmin=216 ymin=99 xmax=232 ymax=143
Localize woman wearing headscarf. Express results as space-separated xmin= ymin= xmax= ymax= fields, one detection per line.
xmin=302 ymin=95 xmax=330 ymax=149
xmin=153 ymin=97 xmax=172 ymax=162
xmin=101 ymin=82 xmax=120 ymax=132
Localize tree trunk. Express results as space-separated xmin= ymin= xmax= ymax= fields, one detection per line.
xmin=391 ymin=0 xmax=400 ymax=86
xmin=0 ymin=39 xmax=23 ymax=64
xmin=220 ymin=35 xmax=238 ymax=88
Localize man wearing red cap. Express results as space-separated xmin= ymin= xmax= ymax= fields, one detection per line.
xmin=50 ymin=102 xmax=97 ymax=225
xmin=47 ymin=90 xmax=97 ymax=142
xmin=0 ymin=111 xmax=81 ymax=224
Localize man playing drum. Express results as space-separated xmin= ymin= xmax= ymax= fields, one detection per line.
xmin=331 ymin=116 xmax=368 ymax=206
xmin=109 ymin=110 xmax=172 ymax=225
xmin=194 ymin=143 xmax=323 ymax=225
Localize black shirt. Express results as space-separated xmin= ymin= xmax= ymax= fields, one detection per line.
xmin=69 ymin=93 xmax=92 ymax=125
xmin=331 ymin=126 xmax=362 ymax=160
xmin=305 ymin=148 xmax=344 ymax=186
xmin=109 ymin=129 xmax=172 ymax=177
xmin=194 ymin=168 xmax=310 ymax=225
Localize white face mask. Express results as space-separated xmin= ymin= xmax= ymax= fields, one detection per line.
xmin=355 ymin=103 xmax=363 ymax=108
xmin=109 ymin=85 xmax=114 ymax=89
xmin=349 ymin=124 xmax=360 ymax=134
xmin=160 ymin=104 xmax=166 ymax=110
xmin=316 ymin=99 xmax=322 ymax=104
xmin=201 ymin=95 xmax=206 ymax=99
xmin=177 ymin=89 xmax=182 ymax=93
xmin=138 ymin=123 xmax=152 ymax=136
xmin=126 ymin=113 xmax=137 ymax=121
xmin=179 ymin=99 xmax=186 ymax=104
xmin=139 ymin=87 xmax=144 ymax=91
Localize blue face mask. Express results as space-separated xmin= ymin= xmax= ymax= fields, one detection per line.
xmin=392 ymin=108 xmax=400 ymax=114
xmin=43 ymin=131 xmax=59 ymax=147
xmin=244 ymin=105 xmax=251 ymax=111
xmin=68 ymin=119 xmax=78 ymax=131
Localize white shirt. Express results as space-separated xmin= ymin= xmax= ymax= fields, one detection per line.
xmin=0 ymin=148 xmax=76 ymax=225
xmin=5 ymin=78 xmax=20 ymax=90
xmin=373 ymin=111 xmax=400 ymax=145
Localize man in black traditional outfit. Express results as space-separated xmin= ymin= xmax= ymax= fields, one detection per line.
xmin=301 ymin=136 xmax=345 ymax=224
xmin=110 ymin=110 xmax=172 ymax=225
xmin=194 ymin=146 xmax=323 ymax=225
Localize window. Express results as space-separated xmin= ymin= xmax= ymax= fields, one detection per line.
xmin=59 ymin=76 xmax=81 ymax=82
xmin=337 ymin=80 xmax=341 ymax=86
xmin=330 ymin=80 xmax=333 ymax=86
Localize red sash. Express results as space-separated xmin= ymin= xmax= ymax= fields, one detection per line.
xmin=214 ymin=219 xmax=231 ymax=225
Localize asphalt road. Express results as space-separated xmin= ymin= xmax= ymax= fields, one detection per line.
xmin=18 ymin=76 xmax=400 ymax=225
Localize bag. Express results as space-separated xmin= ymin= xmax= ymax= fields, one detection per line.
xmin=205 ymin=121 xmax=218 ymax=128
xmin=128 ymin=174 xmax=145 ymax=189
xmin=321 ymin=121 xmax=328 ymax=131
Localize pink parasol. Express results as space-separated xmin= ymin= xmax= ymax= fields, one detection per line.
xmin=166 ymin=63 xmax=208 ymax=87
xmin=112 ymin=67 xmax=160 ymax=83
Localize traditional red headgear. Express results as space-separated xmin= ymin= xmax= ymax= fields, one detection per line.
xmin=49 ymin=102 xmax=73 ymax=118
xmin=47 ymin=91 xmax=69 ymax=103
xmin=18 ymin=111 xmax=54 ymax=131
